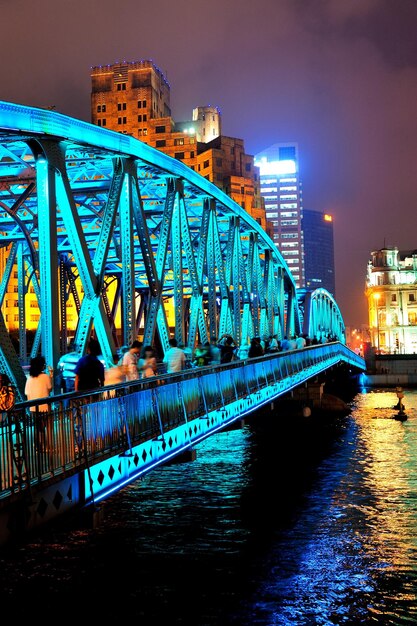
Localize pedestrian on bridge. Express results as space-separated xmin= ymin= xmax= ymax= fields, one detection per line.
xmin=122 ymin=340 xmax=142 ymax=381
xmin=74 ymin=339 xmax=105 ymax=392
xmin=25 ymin=355 xmax=53 ymax=452
xmin=139 ymin=345 xmax=158 ymax=378
xmin=248 ymin=337 xmax=264 ymax=358
xmin=163 ymin=338 xmax=186 ymax=373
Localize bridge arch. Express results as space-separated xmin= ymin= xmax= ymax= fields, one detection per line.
xmin=0 ymin=101 xmax=305 ymax=397
xmin=301 ymin=288 xmax=345 ymax=343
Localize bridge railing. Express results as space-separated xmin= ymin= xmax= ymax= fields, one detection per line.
xmin=0 ymin=343 xmax=364 ymax=500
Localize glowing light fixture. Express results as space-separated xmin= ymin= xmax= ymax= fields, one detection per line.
xmin=324 ymin=214 xmax=332 ymax=222
xmin=255 ymin=157 xmax=297 ymax=176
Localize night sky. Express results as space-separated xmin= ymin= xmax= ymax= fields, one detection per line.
xmin=1 ymin=0 xmax=417 ymax=327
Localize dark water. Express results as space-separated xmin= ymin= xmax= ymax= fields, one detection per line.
xmin=1 ymin=389 xmax=417 ymax=625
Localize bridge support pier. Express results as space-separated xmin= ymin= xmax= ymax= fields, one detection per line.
xmin=164 ymin=447 xmax=197 ymax=465
xmin=222 ymin=418 xmax=246 ymax=431
xmin=292 ymin=382 xmax=325 ymax=409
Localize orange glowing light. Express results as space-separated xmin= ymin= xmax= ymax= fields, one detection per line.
xmin=324 ymin=214 xmax=332 ymax=222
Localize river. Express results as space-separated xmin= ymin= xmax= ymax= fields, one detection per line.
xmin=1 ymin=388 xmax=417 ymax=625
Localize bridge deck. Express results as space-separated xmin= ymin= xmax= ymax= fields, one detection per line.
xmin=1 ymin=344 xmax=364 ymax=508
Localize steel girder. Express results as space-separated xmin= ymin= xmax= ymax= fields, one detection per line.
xmin=0 ymin=101 xmax=336 ymax=395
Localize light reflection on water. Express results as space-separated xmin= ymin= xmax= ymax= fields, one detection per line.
xmin=1 ymin=390 xmax=417 ymax=624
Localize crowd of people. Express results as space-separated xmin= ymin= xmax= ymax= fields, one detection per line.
xmin=25 ymin=331 xmax=339 ymax=429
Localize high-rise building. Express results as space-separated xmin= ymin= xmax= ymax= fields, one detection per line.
xmin=255 ymin=143 xmax=304 ymax=287
xmin=302 ymin=210 xmax=335 ymax=295
xmin=91 ymin=60 xmax=270 ymax=233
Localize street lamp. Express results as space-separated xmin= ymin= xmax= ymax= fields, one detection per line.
xmin=374 ymin=292 xmax=380 ymax=353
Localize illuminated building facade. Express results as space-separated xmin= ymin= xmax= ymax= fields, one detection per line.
xmin=91 ymin=60 xmax=269 ymax=232
xmin=303 ymin=210 xmax=335 ymax=295
xmin=255 ymin=143 xmax=304 ymax=287
xmin=366 ymin=247 xmax=417 ymax=354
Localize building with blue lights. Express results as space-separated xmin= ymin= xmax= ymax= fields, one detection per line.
xmin=255 ymin=143 xmax=304 ymax=288
xmin=303 ymin=209 xmax=335 ymax=295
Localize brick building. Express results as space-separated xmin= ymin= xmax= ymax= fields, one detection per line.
xmin=91 ymin=60 xmax=270 ymax=234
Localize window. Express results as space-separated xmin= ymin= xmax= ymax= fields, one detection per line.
xmin=117 ymin=83 xmax=126 ymax=91
xmin=156 ymin=139 xmax=166 ymax=147
xmin=143 ymin=100 xmax=146 ymax=107
xmin=409 ymin=293 xmax=415 ymax=302
xmin=203 ymin=159 xmax=209 ymax=169
xmin=102 ymin=104 xmax=106 ymax=113
xmin=245 ymin=163 xmax=251 ymax=172
xmin=97 ymin=119 xmax=102 ymax=126
xmin=409 ymin=312 xmax=417 ymax=325
xmin=174 ymin=138 xmax=184 ymax=146
xmin=118 ymin=117 xmax=122 ymax=125
xmin=102 ymin=119 xmax=106 ymax=126
xmin=123 ymin=117 xmax=127 ymax=124
xmin=241 ymin=186 xmax=245 ymax=195
xmin=198 ymin=164 xmax=201 ymax=172
xmin=143 ymin=114 xmax=147 ymax=121
xmin=231 ymin=147 xmax=235 ymax=155
xmin=216 ymin=158 xmax=222 ymax=167
xmin=138 ymin=101 xmax=142 ymax=109
xmin=392 ymin=294 xmax=397 ymax=302
xmin=138 ymin=129 xmax=142 ymax=136
xmin=97 ymin=105 xmax=101 ymax=113
xmin=155 ymin=126 xmax=166 ymax=134
xmin=118 ymin=103 xmax=126 ymax=111
xmin=143 ymin=128 xmax=147 ymax=136
xmin=190 ymin=151 xmax=195 ymax=158
xmin=189 ymin=137 xmax=195 ymax=144
xmin=175 ymin=152 xmax=185 ymax=160
xmin=138 ymin=115 xmax=142 ymax=122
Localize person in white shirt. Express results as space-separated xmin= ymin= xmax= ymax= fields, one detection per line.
xmin=122 ymin=340 xmax=142 ymax=381
xmin=295 ymin=335 xmax=306 ymax=350
xmin=163 ymin=338 xmax=186 ymax=373
xmin=25 ymin=355 xmax=53 ymax=452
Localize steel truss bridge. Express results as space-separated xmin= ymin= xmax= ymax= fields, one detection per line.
xmin=0 ymin=101 xmax=348 ymax=398
xmin=0 ymin=102 xmax=365 ymax=542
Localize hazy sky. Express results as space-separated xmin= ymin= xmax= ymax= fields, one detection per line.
xmin=1 ymin=0 xmax=417 ymax=326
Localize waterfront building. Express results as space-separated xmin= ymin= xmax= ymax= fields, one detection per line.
xmin=365 ymin=247 xmax=417 ymax=354
xmin=303 ymin=209 xmax=335 ymax=295
xmin=254 ymin=143 xmax=304 ymax=288
xmin=91 ymin=60 xmax=269 ymax=233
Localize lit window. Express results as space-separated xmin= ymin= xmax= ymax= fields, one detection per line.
xmin=174 ymin=138 xmax=185 ymax=146
xmin=143 ymin=128 xmax=147 ymax=136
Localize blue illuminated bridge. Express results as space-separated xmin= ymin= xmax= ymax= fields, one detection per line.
xmin=0 ymin=102 xmax=364 ymax=544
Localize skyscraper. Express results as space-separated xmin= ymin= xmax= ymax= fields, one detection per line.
xmin=303 ymin=209 xmax=335 ymax=295
xmin=254 ymin=143 xmax=304 ymax=287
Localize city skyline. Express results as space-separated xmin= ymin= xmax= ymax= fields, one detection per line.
xmin=1 ymin=0 xmax=417 ymax=326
